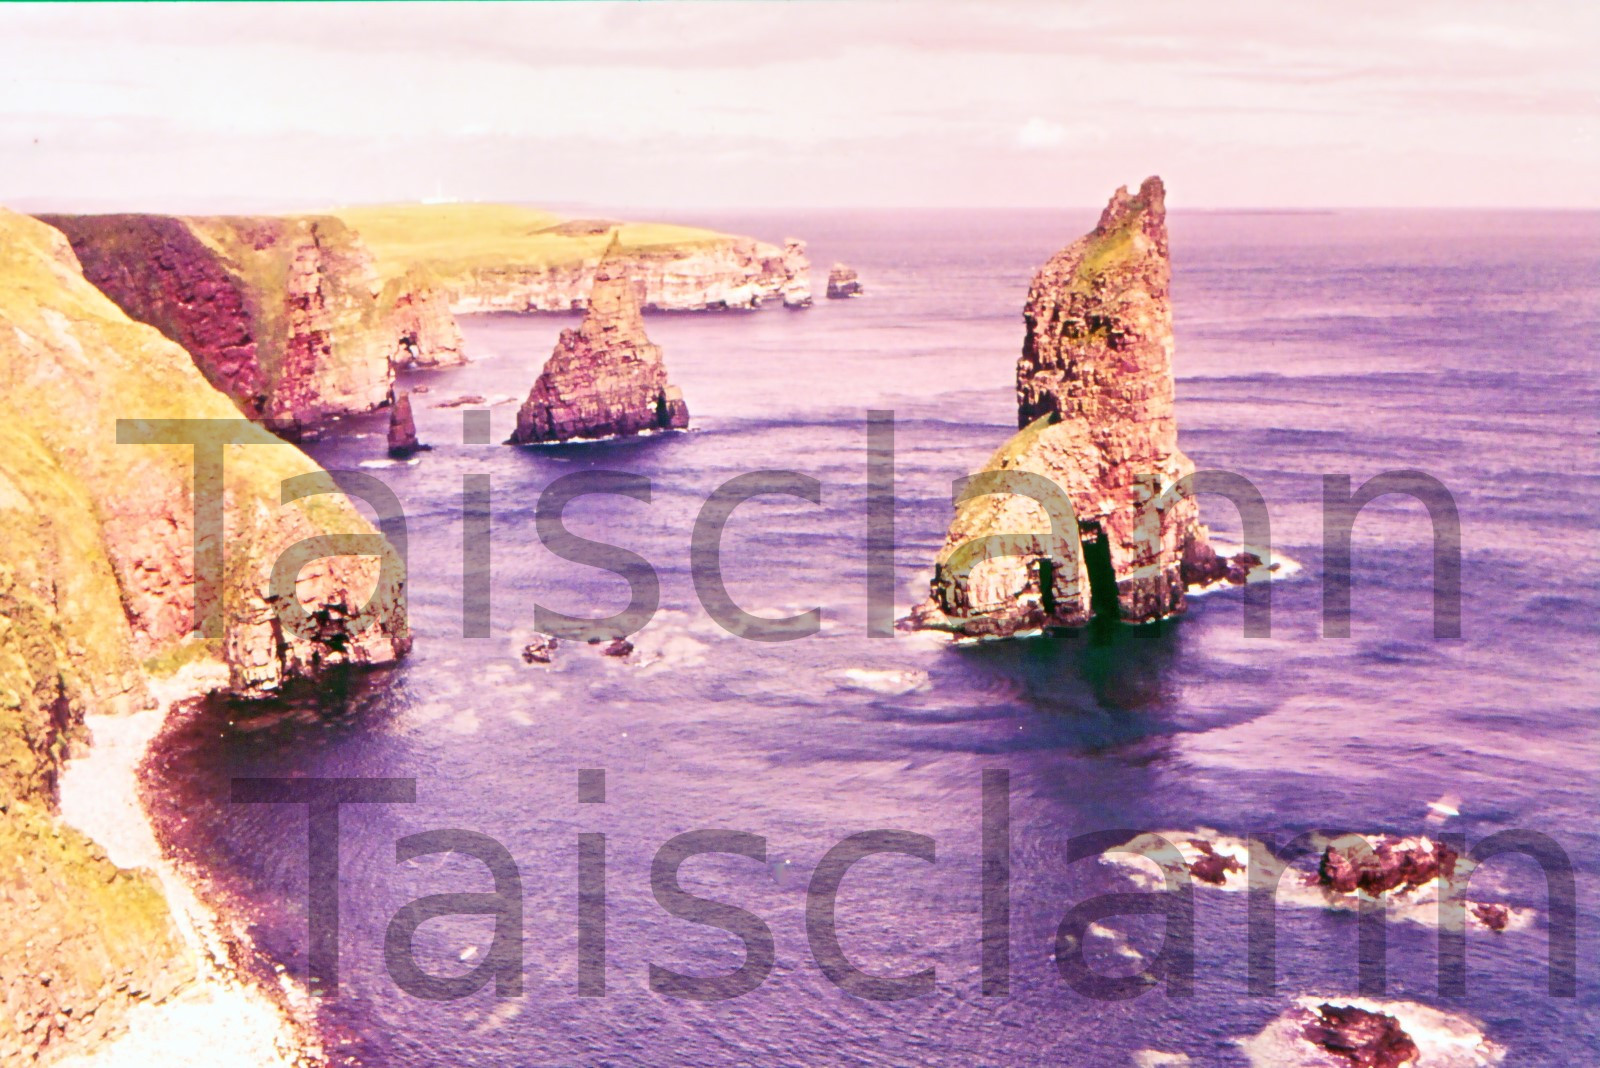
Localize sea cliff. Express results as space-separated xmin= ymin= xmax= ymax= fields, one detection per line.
xmin=0 ymin=208 xmax=410 ymax=1062
xmin=331 ymin=203 xmax=807 ymax=313
xmin=37 ymin=213 xmax=465 ymax=437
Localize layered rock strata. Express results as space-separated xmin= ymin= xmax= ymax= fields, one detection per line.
xmin=508 ymin=244 xmax=689 ymax=444
xmin=826 ymin=263 xmax=863 ymax=298
xmin=0 ymin=209 xmax=410 ymax=1060
xmin=332 ymin=204 xmax=806 ymax=313
xmin=38 ymin=213 xmax=465 ymax=437
xmin=910 ymin=177 xmax=1230 ymax=638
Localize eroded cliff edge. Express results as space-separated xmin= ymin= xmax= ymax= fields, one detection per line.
xmin=38 ymin=213 xmax=465 ymax=438
xmin=331 ymin=203 xmax=808 ymax=313
xmin=910 ymin=177 xmax=1237 ymax=639
xmin=0 ymin=209 xmax=410 ymax=1061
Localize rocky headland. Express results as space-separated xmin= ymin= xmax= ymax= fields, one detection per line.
xmin=908 ymin=177 xmax=1255 ymax=639
xmin=0 ymin=208 xmax=410 ymax=1063
xmin=37 ymin=213 xmax=465 ymax=438
xmin=508 ymin=241 xmax=690 ymax=444
xmin=331 ymin=203 xmax=808 ymax=313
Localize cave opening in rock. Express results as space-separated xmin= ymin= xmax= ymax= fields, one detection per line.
xmin=1037 ymin=557 xmax=1058 ymax=616
xmin=1079 ymin=521 xmax=1120 ymax=620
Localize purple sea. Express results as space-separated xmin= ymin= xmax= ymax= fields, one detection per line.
xmin=146 ymin=208 xmax=1599 ymax=1065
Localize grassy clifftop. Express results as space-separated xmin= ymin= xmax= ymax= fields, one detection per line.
xmin=330 ymin=202 xmax=732 ymax=285
xmin=0 ymin=207 xmax=410 ymax=1059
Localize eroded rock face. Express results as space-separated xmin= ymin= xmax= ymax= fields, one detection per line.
xmin=508 ymin=244 xmax=690 ymax=444
xmin=826 ymin=263 xmax=863 ymax=298
xmin=781 ymin=238 xmax=812 ymax=308
xmin=909 ymin=177 xmax=1224 ymax=638
xmin=38 ymin=213 xmax=465 ymax=436
xmin=0 ymin=208 xmax=411 ymax=1060
xmin=388 ymin=391 xmax=425 ymax=458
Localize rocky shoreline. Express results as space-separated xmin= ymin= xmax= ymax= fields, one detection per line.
xmin=56 ymin=664 xmax=319 ymax=1068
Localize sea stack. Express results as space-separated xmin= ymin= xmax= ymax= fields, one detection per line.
xmin=387 ymin=391 xmax=426 ymax=457
xmin=826 ymin=263 xmax=863 ymax=299
xmin=507 ymin=239 xmax=690 ymax=444
xmin=781 ymin=238 xmax=812 ymax=308
xmin=910 ymin=177 xmax=1226 ymax=639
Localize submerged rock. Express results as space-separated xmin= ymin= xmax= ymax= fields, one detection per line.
xmin=781 ymin=238 xmax=813 ymax=308
xmin=826 ymin=262 xmax=863 ymax=298
xmin=387 ymin=391 xmax=428 ymax=458
xmin=908 ymin=177 xmax=1230 ymax=639
xmin=507 ymin=239 xmax=690 ymax=444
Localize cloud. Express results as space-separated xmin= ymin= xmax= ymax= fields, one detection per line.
xmin=1017 ymin=117 xmax=1070 ymax=150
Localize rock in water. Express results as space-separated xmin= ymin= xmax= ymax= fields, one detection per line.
xmin=826 ymin=263 xmax=863 ymax=298
xmin=507 ymin=240 xmax=690 ymax=444
xmin=781 ymin=238 xmax=812 ymax=308
xmin=909 ymin=177 xmax=1219 ymax=638
xmin=1301 ymin=1004 xmax=1420 ymax=1068
xmin=387 ymin=391 xmax=427 ymax=458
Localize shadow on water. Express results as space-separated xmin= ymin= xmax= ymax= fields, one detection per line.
xmin=903 ymin=617 xmax=1188 ymax=758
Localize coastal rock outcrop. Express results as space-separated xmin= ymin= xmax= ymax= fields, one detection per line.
xmin=333 ymin=204 xmax=806 ymax=313
xmin=508 ymin=242 xmax=690 ymax=444
xmin=780 ymin=238 xmax=812 ymax=308
xmin=826 ymin=263 xmax=863 ymax=299
xmin=37 ymin=213 xmax=466 ymax=437
xmin=387 ymin=391 xmax=426 ymax=458
xmin=909 ymin=177 xmax=1240 ymax=639
xmin=1241 ymin=997 xmax=1502 ymax=1067
xmin=0 ymin=208 xmax=411 ymax=1059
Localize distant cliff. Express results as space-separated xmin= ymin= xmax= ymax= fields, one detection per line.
xmin=38 ymin=213 xmax=464 ymax=437
xmin=331 ymin=203 xmax=808 ymax=313
xmin=911 ymin=177 xmax=1226 ymax=638
xmin=0 ymin=209 xmax=410 ymax=1060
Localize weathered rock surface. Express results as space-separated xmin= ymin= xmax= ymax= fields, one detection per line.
xmin=387 ymin=391 xmax=427 ymax=458
xmin=1301 ymin=1004 xmax=1421 ymax=1068
xmin=1318 ymin=834 xmax=1458 ymax=897
xmin=826 ymin=263 xmax=863 ymax=298
xmin=0 ymin=208 xmax=411 ymax=1060
xmin=1243 ymin=997 xmax=1502 ymax=1068
xmin=780 ymin=238 xmax=812 ymax=308
xmin=37 ymin=213 xmax=465 ymax=437
xmin=332 ymin=203 xmax=805 ymax=313
xmin=909 ymin=177 xmax=1239 ymax=638
xmin=508 ymin=242 xmax=690 ymax=444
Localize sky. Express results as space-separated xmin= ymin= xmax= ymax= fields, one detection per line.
xmin=1 ymin=1 xmax=1596 ymax=213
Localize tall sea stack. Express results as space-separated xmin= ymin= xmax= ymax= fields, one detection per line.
xmin=911 ymin=177 xmax=1222 ymax=638
xmin=508 ymin=240 xmax=690 ymax=444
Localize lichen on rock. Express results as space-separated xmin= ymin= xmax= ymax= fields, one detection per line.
xmin=507 ymin=239 xmax=690 ymax=445
xmin=909 ymin=177 xmax=1238 ymax=639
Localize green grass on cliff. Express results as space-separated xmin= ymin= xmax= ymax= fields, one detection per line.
xmin=330 ymin=202 xmax=734 ymax=285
